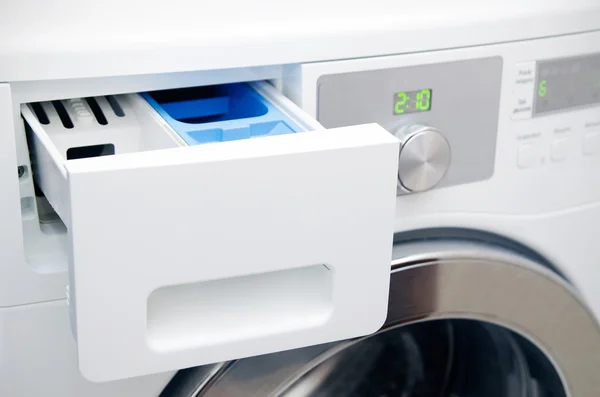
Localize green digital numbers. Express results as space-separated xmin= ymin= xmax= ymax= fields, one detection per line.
xmin=416 ymin=89 xmax=432 ymax=111
xmin=395 ymin=92 xmax=409 ymax=114
xmin=394 ymin=89 xmax=433 ymax=115
xmin=538 ymin=80 xmax=548 ymax=98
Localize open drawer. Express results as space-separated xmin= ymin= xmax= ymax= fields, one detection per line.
xmin=21 ymin=82 xmax=400 ymax=382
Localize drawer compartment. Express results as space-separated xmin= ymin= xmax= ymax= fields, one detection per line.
xmin=23 ymin=94 xmax=184 ymax=224
xmin=143 ymin=83 xmax=305 ymax=144
xmin=21 ymin=82 xmax=400 ymax=382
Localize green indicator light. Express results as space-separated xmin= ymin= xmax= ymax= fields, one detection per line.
xmin=394 ymin=88 xmax=433 ymax=115
xmin=538 ymin=80 xmax=548 ymax=98
xmin=395 ymin=92 xmax=409 ymax=114
xmin=416 ymin=89 xmax=431 ymax=111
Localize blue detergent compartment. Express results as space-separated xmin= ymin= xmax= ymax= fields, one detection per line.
xmin=142 ymin=83 xmax=303 ymax=145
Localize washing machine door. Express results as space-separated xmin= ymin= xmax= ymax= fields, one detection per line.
xmin=161 ymin=237 xmax=600 ymax=397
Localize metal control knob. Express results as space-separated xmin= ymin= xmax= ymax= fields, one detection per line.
xmin=395 ymin=124 xmax=451 ymax=193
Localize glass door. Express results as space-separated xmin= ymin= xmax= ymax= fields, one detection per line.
xmin=276 ymin=319 xmax=564 ymax=397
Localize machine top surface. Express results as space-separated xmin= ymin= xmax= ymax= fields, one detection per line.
xmin=1 ymin=0 xmax=600 ymax=82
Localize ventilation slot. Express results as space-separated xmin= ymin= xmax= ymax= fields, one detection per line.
xmin=106 ymin=95 xmax=125 ymax=117
xmin=84 ymin=97 xmax=108 ymax=125
xmin=67 ymin=144 xmax=115 ymax=160
xmin=52 ymin=101 xmax=74 ymax=129
xmin=31 ymin=103 xmax=50 ymax=125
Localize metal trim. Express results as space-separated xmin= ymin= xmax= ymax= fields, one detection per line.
xmin=385 ymin=241 xmax=600 ymax=396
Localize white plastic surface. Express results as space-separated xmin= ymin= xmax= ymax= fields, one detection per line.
xmin=23 ymin=83 xmax=400 ymax=381
xmin=68 ymin=123 xmax=398 ymax=382
xmin=4 ymin=1 xmax=600 ymax=310
xmin=0 ymin=84 xmax=70 ymax=308
xmin=1 ymin=1 xmax=599 ymax=82
xmin=0 ymin=300 xmax=174 ymax=397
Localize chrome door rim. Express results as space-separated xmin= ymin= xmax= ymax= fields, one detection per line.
xmin=386 ymin=240 xmax=600 ymax=397
xmin=169 ymin=239 xmax=600 ymax=397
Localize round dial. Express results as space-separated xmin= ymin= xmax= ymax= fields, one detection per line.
xmin=395 ymin=124 xmax=451 ymax=193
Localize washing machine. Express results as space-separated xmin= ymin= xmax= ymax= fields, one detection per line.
xmin=1 ymin=2 xmax=600 ymax=397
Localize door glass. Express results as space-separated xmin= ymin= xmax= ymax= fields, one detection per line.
xmin=278 ymin=320 xmax=566 ymax=397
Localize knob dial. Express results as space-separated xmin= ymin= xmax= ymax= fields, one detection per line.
xmin=395 ymin=124 xmax=451 ymax=193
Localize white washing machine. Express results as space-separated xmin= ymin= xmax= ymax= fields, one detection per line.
xmin=1 ymin=1 xmax=600 ymax=396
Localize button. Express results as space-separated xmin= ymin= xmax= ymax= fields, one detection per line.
xmin=550 ymin=138 xmax=569 ymax=162
xmin=518 ymin=145 xmax=540 ymax=169
xmin=510 ymin=88 xmax=534 ymax=120
xmin=511 ymin=62 xmax=537 ymax=120
xmin=583 ymin=131 xmax=600 ymax=155
xmin=514 ymin=62 xmax=537 ymax=88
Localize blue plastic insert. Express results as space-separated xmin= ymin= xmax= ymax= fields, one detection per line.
xmin=142 ymin=83 xmax=304 ymax=146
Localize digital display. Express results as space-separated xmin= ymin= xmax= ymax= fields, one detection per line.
xmin=394 ymin=89 xmax=433 ymax=115
xmin=534 ymin=53 xmax=600 ymax=115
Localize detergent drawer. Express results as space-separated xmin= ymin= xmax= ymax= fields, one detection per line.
xmin=21 ymin=82 xmax=399 ymax=382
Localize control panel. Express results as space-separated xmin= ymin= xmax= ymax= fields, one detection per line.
xmin=512 ymin=53 xmax=600 ymax=120
xmin=284 ymin=31 xmax=600 ymax=209
xmin=511 ymin=54 xmax=600 ymax=171
xmin=315 ymin=57 xmax=503 ymax=194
